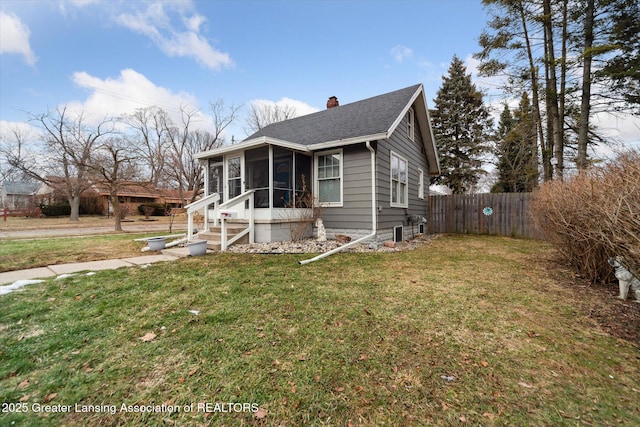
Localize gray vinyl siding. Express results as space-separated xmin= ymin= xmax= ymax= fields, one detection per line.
xmin=376 ymin=107 xmax=429 ymax=231
xmin=319 ymin=108 xmax=429 ymax=235
xmin=321 ymin=145 xmax=374 ymax=230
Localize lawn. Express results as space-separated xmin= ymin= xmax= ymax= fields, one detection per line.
xmin=0 ymin=214 xmax=187 ymax=231
xmin=1 ymin=235 xmax=639 ymax=426
xmin=0 ymin=234 xmax=158 ymax=273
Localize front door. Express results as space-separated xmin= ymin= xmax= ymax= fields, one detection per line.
xmin=208 ymin=161 xmax=224 ymax=202
xmin=226 ymin=155 xmax=243 ymax=200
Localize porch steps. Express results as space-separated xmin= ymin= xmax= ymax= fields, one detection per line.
xmin=161 ymin=224 xmax=249 ymax=257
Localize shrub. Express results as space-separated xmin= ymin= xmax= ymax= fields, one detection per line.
xmin=531 ymin=150 xmax=640 ymax=283
xmin=40 ymin=203 xmax=72 ymax=217
xmin=283 ymin=175 xmax=322 ymax=241
xmin=137 ymin=203 xmax=167 ymax=216
xmin=80 ymin=195 xmax=104 ymax=215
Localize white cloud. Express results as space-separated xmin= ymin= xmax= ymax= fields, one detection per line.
xmin=62 ymin=0 xmax=99 ymax=8
xmin=249 ymin=97 xmax=320 ymax=118
xmin=463 ymin=54 xmax=506 ymax=96
xmin=591 ymin=112 xmax=640 ymax=154
xmin=57 ymin=0 xmax=98 ymax=17
xmin=68 ymin=68 xmax=208 ymax=129
xmin=184 ymin=14 xmax=205 ymax=32
xmin=115 ymin=2 xmax=233 ymax=71
xmin=390 ymin=45 xmax=413 ymax=63
xmin=0 ymin=11 xmax=37 ymax=66
xmin=0 ymin=120 xmax=40 ymax=141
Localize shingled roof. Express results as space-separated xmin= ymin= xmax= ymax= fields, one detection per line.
xmin=2 ymin=181 xmax=41 ymax=195
xmin=196 ymin=83 xmax=439 ymax=174
xmin=244 ymin=84 xmax=422 ymax=146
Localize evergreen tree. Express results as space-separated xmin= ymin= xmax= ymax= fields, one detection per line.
xmin=430 ymin=55 xmax=493 ymax=194
xmin=492 ymin=104 xmax=516 ymax=193
xmin=492 ymin=93 xmax=538 ymax=193
xmin=477 ymin=0 xmax=638 ymax=176
xmin=599 ymin=0 xmax=640 ymax=111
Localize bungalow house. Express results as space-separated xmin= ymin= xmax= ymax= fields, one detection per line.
xmin=1 ymin=181 xmax=43 ymax=209
xmin=40 ymin=178 xmax=193 ymax=215
xmin=193 ymin=83 xmax=440 ymax=247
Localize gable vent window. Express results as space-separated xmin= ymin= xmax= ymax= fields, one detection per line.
xmin=390 ymin=151 xmax=408 ymax=208
xmin=407 ymin=107 xmax=415 ymax=141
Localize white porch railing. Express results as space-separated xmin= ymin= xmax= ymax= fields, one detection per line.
xmin=185 ymin=193 xmax=220 ymax=242
xmin=219 ymin=190 xmax=255 ymax=251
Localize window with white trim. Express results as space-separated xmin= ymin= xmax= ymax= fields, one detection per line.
xmin=406 ymin=107 xmax=415 ymax=141
xmin=315 ymin=150 xmax=343 ymax=206
xmin=391 ymin=151 xmax=408 ymax=207
xmin=418 ymin=168 xmax=424 ymax=200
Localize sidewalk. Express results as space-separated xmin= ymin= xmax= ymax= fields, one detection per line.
xmin=0 ymin=254 xmax=180 ymax=286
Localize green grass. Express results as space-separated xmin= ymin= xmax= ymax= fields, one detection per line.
xmin=1 ymin=235 xmax=638 ymax=426
xmin=0 ymin=234 xmax=163 ymax=272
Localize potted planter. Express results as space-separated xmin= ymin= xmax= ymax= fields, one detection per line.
xmin=188 ymin=240 xmax=207 ymax=256
xmin=147 ymin=237 xmax=166 ymax=251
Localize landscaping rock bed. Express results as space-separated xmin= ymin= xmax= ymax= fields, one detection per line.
xmin=226 ymin=233 xmax=439 ymax=254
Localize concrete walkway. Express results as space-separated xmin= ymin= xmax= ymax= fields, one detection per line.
xmin=0 ymin=254 xmax=180 ymax=286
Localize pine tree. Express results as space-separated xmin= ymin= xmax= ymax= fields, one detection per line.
xmin=492 ymin=104 xmax=516 ymax=193
xmin=492 ymin=93 xmax=538 ymax=193
xmin=599 ymin=0 xmax=640 ymax=111
xmin=430 ymin=55 xmax=493 ymax=194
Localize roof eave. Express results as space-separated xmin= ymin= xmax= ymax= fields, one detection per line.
xmin=307 ymin=133 xmax=389 ymax=151
xmin=195 ymin=137 xmax=310 ymax=159
xmin=196 ymin=133 xmax=390 ymax=158
xmin=387 ymin=84 xmax=441 ymax=176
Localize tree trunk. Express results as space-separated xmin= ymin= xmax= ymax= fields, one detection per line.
xmin=111 ymin=193 xmax=122 ymax=232
xmin=543 ymin=0 xmax=564 ymax=180
xmin=69 ymin=194 xmax=80 ymax=221
xmin=518 ymin=2 xmax=545 ymax=183
xmin=577 ymin=0 xmax=594 ymax=170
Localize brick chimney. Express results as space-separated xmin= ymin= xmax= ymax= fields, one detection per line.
xmin=326 ymin=96 xmax=339 ymax=109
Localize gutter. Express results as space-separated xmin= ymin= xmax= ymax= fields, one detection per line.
xmin=300 ymin=141 xmax=377 ymax=265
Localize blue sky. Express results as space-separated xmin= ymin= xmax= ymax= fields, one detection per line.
xmin=1 ymin=0 xmax=638 ymax=148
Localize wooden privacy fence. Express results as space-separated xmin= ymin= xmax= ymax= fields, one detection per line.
xmin=427 ymin=193 xmax=544 ymax=239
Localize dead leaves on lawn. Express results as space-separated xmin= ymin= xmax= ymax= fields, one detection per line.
xmin=43 ymin=392 xmax=57 ymax=403
xmin=254 ymin=407 xmax=267 ymax=419
xmin=139 ymin=332 xmax=157 ymax=342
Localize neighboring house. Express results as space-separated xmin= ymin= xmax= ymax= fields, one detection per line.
xmin=40 ymin=178 xmax=192 ymax=215
xmin=195 ymin=83 xmax=440 ymax=244
xmin=1 ymin=181 xmax=42 ymax=209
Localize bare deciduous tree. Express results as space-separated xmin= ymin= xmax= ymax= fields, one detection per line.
xmin=165 ymin=101 xmax=239 ymax=204
xmin=244 ymin=102 xmax=297 ymax=135
xmin=89 ymin=137 xmax=141 ymax=231
xmin=123 ymin=106 xmax=170 ymax=187
xmin=4 ymin=107 xmax=115 ymax=221
xmin=0 ymin=124 xmax=39 ymax=183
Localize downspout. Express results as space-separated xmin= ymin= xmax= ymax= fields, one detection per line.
xmin=300 ymin=141 xmax=377 ymax=265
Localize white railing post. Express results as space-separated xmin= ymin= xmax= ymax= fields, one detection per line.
xmin=187 ymin=215 xmax=194 ymax=242
xmin=213 ymin=199 xmax=219 ymax=227
xmin=203 ymin=204 xmax=209 ymax=233
xmin=221 ymin=217 xmax=227 ymax=251
xmin=249 ymin=193 xmax=255 ymax=244
xmin=185 ymin=193 xmax=220 ymax=242
xmin=217 ymin=189 xmax=255 ymax=251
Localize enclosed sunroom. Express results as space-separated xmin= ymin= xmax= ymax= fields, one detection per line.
xmin=192 ymin=140 xmax=320 ymax=245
